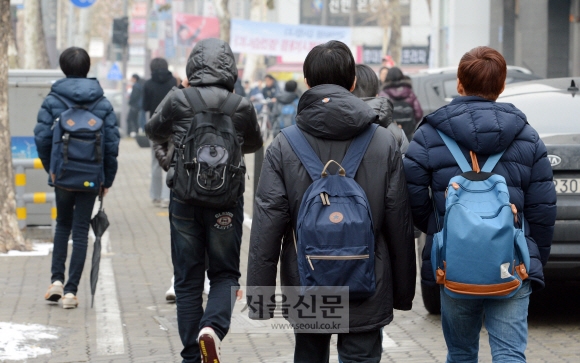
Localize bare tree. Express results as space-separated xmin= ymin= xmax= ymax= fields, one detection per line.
xmin=23 ymin=0 xmax=50 ymax=68
xmin=0 ymin=0 xmax=27 ymax=253
xmin=367 ymin=0 xmax=402 ymax=65
xmin=214 ymin=0 xmax=231 ymax=43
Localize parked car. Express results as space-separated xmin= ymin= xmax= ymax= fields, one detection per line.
xmin=103 ymin=89 xmax=123 ymax=127
xmin=410 ymin=66 xmax=541 ymax=117
xmin=418 ymin=77 xmax=578 ymax=314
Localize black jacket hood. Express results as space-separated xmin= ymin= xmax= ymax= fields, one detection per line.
xmin=276 ymin=90 xmax=299 ymax=105
xmin=296 ymin=84 xmax=378 ymax=141
xmin=186 ymin=38 xmax=237 ymax=92
xmin=151 ymin=69 xmax=174 ymax=84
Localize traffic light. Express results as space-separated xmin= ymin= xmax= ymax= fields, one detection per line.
xmin=112 ymin=17 xmax=128 ymax=47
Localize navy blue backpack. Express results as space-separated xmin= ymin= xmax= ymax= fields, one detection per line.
xmin=431 ymin=130 xmax=530 ymax=299
xmin=281 ymin=124 xmax=378 ymax=300
xmin=49 ymin=93 xmax=105 ymax=192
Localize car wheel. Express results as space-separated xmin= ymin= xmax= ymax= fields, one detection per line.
xmin=417 ymin=233 xmax=441 ymax=314
xmin=421 ymin=281 xmax=441 ymax=314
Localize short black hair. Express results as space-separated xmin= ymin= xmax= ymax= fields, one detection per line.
xmin=303 ymin=41 xmax=355 ymax=90
xmin=131 ymin=74 xmax=140 ymax=80
xmin=353 ymin=64 xmax=379 ymax=98
xmin=284 ymin=80 xmax=298 ymax=92
xmin=385 ymin=66 xmax=404 ymax=82
xmin=59 ymin=47 xmax=90 ymax=77
xmin=150 ymin=58 xmax=169 ymax=72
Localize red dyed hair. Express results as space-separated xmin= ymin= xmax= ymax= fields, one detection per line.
xmin=457 ymin=47 xmax=507 ymax=100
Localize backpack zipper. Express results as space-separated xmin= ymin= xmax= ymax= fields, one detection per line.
xmin=305 ymin=254 xmax=370 ymax=270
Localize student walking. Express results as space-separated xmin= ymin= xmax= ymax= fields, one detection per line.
xmin=246 ymin=41 xmax=416 ymax=363
xmin=404 ymin=46 xmax=556 ymax=362
xmin=146 ymin=38 xmax=262 ymax=363
xmin=35 ymin=47 xmax=120 ymax=309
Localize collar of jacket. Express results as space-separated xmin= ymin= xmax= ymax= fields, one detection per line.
xmin=295 ymin=84 xmax=378 ymax=141
xmin=449 ymin=95 xmax=494 ymax=105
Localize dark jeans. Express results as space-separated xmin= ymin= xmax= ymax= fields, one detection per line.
xmin=294 ymin=330 xmax=382 ymax=363
xmin=170 ymin=195 xmax=243 ymax=363
xmin=51 ymin=187 xmax=98 ymax=295
xmin=127 ymin=106 xmax=140 ymax=134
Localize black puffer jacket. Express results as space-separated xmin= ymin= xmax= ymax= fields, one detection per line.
xmin=362 ymin=96 xmax=409 ymax=154
xmin=145 ymin=38 xmax=262 ymax=154
xmin=247 ymin=84 xmax=416 ymax=332
xmin=143 ymin=69 xmax=176 ymax=115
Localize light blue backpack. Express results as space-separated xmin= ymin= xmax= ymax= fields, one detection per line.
xmin=432 ymin=130 xmax=530 ymax=299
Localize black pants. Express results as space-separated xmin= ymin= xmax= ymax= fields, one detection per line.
xmin=51 ymin=187 xmax=98 ymax=294
xmin=294 ymin=330 xmax=382 ymax=363
xmin=170 ymin=195 xmax=244 ymax=363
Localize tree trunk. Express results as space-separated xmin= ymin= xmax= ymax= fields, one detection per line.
xmin=243 ymin=0 xmax=266 ymax=82
xmin=388 ymin=0 xmax=402 ymax=65
xmin=8 ymin=20 xmax=19 ymax=68
xmin=214 ymin=0 xmax=231 ymax=43
xmin=23 ymin=0 xmax=50 ymax=69
xmin=0 ymin=0 xmax=27 ymax=253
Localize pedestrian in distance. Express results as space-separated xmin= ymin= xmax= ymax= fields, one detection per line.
xmin=404 ymin=46 xmax=557 ymax=362
xmin=379 ymin=66 xmax=423 ymax=140
xmin=127 ymin=74 xmax=144 ymax=137
xmin=352 ymin=64 xmax=409 ymax=154
xmin=270 ymin=80 xmax=300 ymax=137
xmin=34 ymin=46 xmax=120 ymax=309
xmin=142 ymin=58 xmax=176 ymax=208
xmin=246 ymin=40 xmax=416 ymax=363
xmin=146 ymin=38 xmax=262 ymax=363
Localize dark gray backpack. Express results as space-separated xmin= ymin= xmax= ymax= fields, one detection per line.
xmin=172 ymin=87 xmax=245 ymax=208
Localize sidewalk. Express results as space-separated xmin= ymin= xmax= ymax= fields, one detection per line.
xmin=1 ymin=138 xmax=579 ymax=363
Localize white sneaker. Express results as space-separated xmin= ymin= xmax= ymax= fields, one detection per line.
xmin=44 ymin=281 xmax=63 ymax=302
xmin=62 ymin=293 xmax=78 ymax=309
xmin=203 ymin=271 xmax=210 ymax=295
xmin=198 ymin=327 xmax=221 ymax=363
xmin=166 ymin=276 xmax=175 ymax=302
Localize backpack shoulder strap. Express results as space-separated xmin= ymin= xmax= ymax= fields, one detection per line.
xmin=436 ymin=129 xmax=472 ymax=173
xmin=182 ymin=87 xmax=208 ymax=114
xmin=481 ymin=150 xmax=506 ymax=173
xmin=341 ymin=124 xmax=379 ymax=178
xmin=281 ymin=125 xmax=324 ymax=181
xmin=87 ymin=97 xmax=105 ymax=112
xmin=220 ymin=93 xmax=243 ymax=117
xmin=48 ymin=93 xmax=75 ymax=109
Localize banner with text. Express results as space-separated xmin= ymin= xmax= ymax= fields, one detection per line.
xmin=230 ymin=19 xmax=352 ymax=58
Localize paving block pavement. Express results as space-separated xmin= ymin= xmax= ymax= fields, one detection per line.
xmin=1 ymin=138 xmax=580 ymax=363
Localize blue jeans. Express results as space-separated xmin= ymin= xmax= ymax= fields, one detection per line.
xmin=170 ymin=195 xmax=243 ymax=363
xmin=51 ymin=187 xmax=98 ymax=295
xmin=441 ymin=281 xmax=532 ymax=363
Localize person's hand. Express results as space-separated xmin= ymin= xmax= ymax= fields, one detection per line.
xmin=101 ymin=188 xmax=109 ymax=197
xmin=271 ymin=98 xmax=277 ymax=103
xmin=181 ymin=78 xmax=190 ymax=88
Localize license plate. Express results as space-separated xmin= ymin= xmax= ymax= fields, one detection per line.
xmin=553 ymin=178 xmax=580 ymax=194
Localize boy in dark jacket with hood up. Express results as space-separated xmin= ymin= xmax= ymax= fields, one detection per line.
xmin=146 ymin=38 xmax=262 ymax=363
xmin=246 ymin=41 xmax=416 ymax=363
xmin=35 ymin=47 xmax=120 ymax=309
xmin=404 ymin=47 xmax=556 ymax=362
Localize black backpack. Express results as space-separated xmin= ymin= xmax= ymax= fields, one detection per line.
xmin=391 ymin=99 xmax=416 ymax=140
xmin=172 ymin=87 xmax=245 ymax=209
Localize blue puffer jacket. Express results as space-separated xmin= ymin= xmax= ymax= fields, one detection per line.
xmin=34 ymin=77 xmax=120 ymax=188
xmin=404 ymin=96 xmax=556 ymax=290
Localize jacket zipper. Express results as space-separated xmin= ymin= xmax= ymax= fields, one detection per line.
xmin=305 ymin=254 xmax=370 ymax=270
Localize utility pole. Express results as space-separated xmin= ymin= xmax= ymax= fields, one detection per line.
xmin=120 ymin=0 xmax=129 ymax=136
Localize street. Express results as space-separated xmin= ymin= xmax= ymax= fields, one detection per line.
xmin=1 ymin=138 xmax=579 ymax=363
